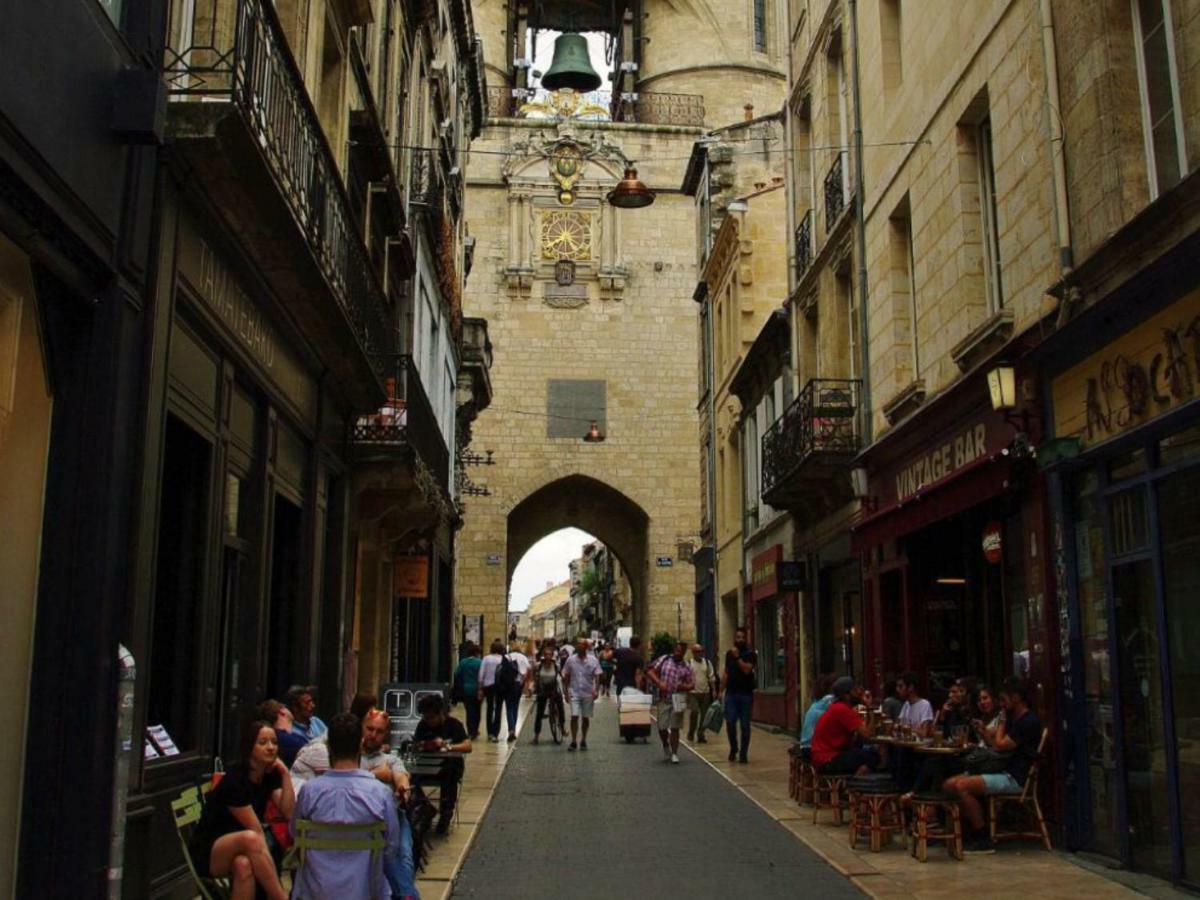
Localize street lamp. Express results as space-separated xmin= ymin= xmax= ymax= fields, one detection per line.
xmin=607 ymin=166 xmax=655 ymax=209
xmin=987 ymin=364 xmax=1017 ymax=411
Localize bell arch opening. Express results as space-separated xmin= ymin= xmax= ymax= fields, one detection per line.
xmin=506 ymin=475 xmax=650 ymax=640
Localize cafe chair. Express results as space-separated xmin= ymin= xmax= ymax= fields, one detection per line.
xmin=789 ymin=744 xmax=815 ymax=805
xmin=170 ymin=785 xmax=231 ymax=899
xmin=293 ymin=819 xmax=388 ymax=893
xmin=908 ymin=790 xmax=964 ymax=862
xmin=847 ymin=775 xmax=904 ymax=852
xmin=812 ymin=771 xmax=848 ymax=826
xmin=987 ymin=728 xmax=1052 ymax=850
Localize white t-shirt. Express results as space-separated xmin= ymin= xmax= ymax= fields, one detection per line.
xmin=899 ymin=698 xmax=934 ymax=730
xmin=507 ymin=651 xmax=531 ymax=677
xmin=479 ymin=653 xmax=502 ymax=687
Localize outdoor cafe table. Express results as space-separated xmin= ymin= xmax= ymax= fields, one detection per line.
xmin=406 ymin=750 xmax=466 ymax=778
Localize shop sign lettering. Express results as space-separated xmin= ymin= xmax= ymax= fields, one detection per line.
xmin=196 ymin=240 xmax=277 ymax=369
xmin=750 ymin=545 xmax=782 ymax=602
xmin=894 ymin=424 xmax=987 ymax=502
xmin=1053 ymin=289 xmax=1200 ymax=447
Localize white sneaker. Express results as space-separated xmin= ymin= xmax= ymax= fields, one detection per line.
xmin=671 ymin=753 xmax=680 ymax=764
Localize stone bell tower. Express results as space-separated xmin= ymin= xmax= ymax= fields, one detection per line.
xmin=454 ymin=1 xmax=786 ymax=648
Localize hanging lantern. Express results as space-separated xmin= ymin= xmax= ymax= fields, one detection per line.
xmin=607 ymin=166 xmax=655 ymax=209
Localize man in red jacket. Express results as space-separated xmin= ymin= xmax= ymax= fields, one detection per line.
xmin=811 ymin=676 xmax=879 ymax=776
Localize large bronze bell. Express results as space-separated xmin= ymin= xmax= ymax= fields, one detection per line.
xmin=541 ymin=33 xmax=602 ymax=93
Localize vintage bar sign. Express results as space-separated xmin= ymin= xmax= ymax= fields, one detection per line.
xmin=893 ymin=423 xmax=988 ymax=502
xmin=393 ymin=554 xmax=430 ymax=598
xmin=1052 ymin=288 xmax=1200 ymax=448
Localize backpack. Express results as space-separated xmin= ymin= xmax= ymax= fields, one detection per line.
xmin=496 ymin=653 xmax=519 ymax=694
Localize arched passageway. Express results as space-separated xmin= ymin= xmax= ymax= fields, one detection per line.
xmin=506 ymin=475 xmax=650 ymax=639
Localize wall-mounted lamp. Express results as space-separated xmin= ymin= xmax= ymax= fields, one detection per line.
xmin=988 ymin=364 xmax=1038 ymax=435
xmin=850 ymin=466 xmax=879 ymax=511
xmin=583 ymin=421 xmax=606 ymax=443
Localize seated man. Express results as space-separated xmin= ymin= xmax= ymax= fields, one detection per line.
xmin=799 ymin=675 xmax=835 ymax=749
xmin=811 ymin=676 xmax=879 ymax=776
xmin=411 ymin=694 xmax=472 ymax=835
xmin=290 ymin=713 xmax=400 ymax=900
xmin=896 ymin=672 xmax=934 ymax=738
xmin=943 ymin=676 xmax=1043 ymax=853
xmin=259 ymin=699 xmax=308 ymax=768
xmin=360 ymin=709 xmax=419 ymax=900
xmin=287 ymin=685 xmax=328 ymax=742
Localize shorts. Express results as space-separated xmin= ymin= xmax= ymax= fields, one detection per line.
xmin=818 ymin=747 xmax=880 ymax=775
xmin=980 ymin=772 xmax=1022 ymax=794
xmin=655 ymin=701 xmax=684 ymax=731
xmin=570 ymin=696 xmax=595 ymax=718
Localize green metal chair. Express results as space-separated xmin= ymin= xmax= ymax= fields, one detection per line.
xmin=292 ymin=819 xmax=388 ymax=894
xmin=170 ymin=785 xmax=230 ymax=900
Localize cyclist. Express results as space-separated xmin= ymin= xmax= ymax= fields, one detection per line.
xmin=531 ymin=645 xmax=565 ymax=745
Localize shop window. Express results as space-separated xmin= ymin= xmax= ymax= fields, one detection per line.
xmin=148 ymin=415 xmax=213 ymax=755
xmin=266 ymin=494 xmax=305 ymax=699
xmin=1071 ymin=471 xmax=1119 ymax=858
xmin=1132 ymin=0 xmax=1187 ymax=198
xmin=755 ymin=598 xmax=784 ymax=690
xmin=1158 ymin=463 xmax=1200 ymax=871
xmin=1109 ymin=485 xmax=1151 ymax=556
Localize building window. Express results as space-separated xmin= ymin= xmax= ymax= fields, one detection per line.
xmin=755 ymin=597 xmax=784 ymax=689
xmin=889 ymin=193 xmax=919 ymax=377
xmin=753 ymin=0 xmax=768 ymax=52
xmin=1132 ymin=0 xmax=1187 ymax=198
xmin=977 ymin=117 xmax=1004 ymax=312
xmin=744 ymin=416 xmax=759 ymax=533
xmin=880 ymin=0 xmax=902 ymax=87
xmin=97 ymin=0 xmax=123 ymax=27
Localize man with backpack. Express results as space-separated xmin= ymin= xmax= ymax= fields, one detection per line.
xmin=498 ymin=642 xmax=530 ymax=742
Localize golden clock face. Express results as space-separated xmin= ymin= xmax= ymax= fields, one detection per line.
xmin=541 ymin=210 xmax=592 ymax=261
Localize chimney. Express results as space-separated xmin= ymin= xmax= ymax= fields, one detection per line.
xmin=743 ymin=103 xmax=754 ymax=122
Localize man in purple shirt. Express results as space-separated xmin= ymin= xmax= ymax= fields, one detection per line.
xmin=291 ymin=713 xmax=405 ymax=900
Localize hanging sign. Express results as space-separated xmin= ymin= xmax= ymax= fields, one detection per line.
xmin=982 ymin=521 xmax=1003 ymax=564
xmin=393 ymin=555 xmax=430 ymax=598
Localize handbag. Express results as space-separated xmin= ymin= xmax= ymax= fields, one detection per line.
xmin=963 ymin=746 xmax=1010 ymax=774
xmin=703 ymin=699 xmax=724 ymax=734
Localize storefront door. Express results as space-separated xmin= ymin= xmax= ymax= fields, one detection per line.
xmin=1071 ymin=427 xmax=1200 ymax=883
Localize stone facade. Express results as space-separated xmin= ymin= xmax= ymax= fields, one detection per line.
xmin=456 ymin=0 xmax=787 ymax=649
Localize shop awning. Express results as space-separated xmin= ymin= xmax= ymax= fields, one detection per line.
xmin=850 ymin=452 xmax=1013 ymax=554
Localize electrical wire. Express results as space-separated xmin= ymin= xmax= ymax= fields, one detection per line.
xmin=485 ymin=404 xmax=699 ymax=424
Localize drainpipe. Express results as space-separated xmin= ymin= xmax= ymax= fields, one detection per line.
xmin=703 ymin=284 xmax=719 ymax=651
xmin=1038 ymin=0 xmax=1074 ymax=280
xmin=847 ymin=0 xmax=872 ymax=444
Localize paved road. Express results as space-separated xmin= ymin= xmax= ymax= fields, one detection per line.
xmin=452 ymin=697 xmax=862 ymax=898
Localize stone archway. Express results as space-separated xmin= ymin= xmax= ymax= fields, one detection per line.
xmin=506 ymin=474 xmax=650 ymax=639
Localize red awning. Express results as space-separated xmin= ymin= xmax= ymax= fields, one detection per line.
xmin=850 ymin=453 xmax=1013 ymax=554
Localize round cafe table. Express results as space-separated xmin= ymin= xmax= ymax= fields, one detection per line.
xmin=911 ymin=742 xmax=972 ymax=756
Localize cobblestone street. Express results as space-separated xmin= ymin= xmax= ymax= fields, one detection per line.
xmin=452 ymin=698 xmax=862 ymax=898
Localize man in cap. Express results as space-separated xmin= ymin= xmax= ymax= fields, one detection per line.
xmin=810 ymin=676 xmax=879 ymax=776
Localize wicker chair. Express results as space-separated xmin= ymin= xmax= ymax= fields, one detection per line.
xmin=988 ymin=727 xmax=1052 ymax=849
xmin=847 ymin=775 xmax=904 ymax=852
xmin=812 ymin=771 xmax=848 ymax=825
xmin=908 ymin=790 xmax=963 ymax=862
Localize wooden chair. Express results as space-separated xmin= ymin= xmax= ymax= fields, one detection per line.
xmin=798 ymin=757 xmax=817 ymax=807
xmin=293 ymin=819 xmax=388 ymax=893
xmin=811 ymin=772 xmax=848 ymax=825
xmin=170 ymin=786 xmax=230 ymax=900
xmin=909 ymin=791 xmax=963 ymax=862
xmin=988 ymin=727 xmax=1052 ymax=849
xmin=847 ymin=776 xmax=904 ymax=852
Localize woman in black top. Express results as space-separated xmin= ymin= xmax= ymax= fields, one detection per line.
xmin=189 ymin=718 xmax=294 ymax=900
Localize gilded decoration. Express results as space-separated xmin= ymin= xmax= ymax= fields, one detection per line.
xmin=541 ymin=210 xmax=593 ymax=261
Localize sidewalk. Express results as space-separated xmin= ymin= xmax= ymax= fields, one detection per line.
xmin=683 ymin=723 xmax=1177 ymax=900
xmin=414 ymin=698 xmax=532 ymax=900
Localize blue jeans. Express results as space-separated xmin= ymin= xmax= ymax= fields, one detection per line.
xmin=725 ymin=692 xmax=754 ymax=759
xmin=503 ymin=687 xmax=521 ymax=735
xmin=383 ymin=813 xmax=419 ymax=898
xmin=461 ymin=696 xmax=482 ymax=738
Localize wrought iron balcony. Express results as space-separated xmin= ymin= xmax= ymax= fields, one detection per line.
xmin=349 ymin=355 xmax=451 ymax=492
xmin=163 ymin=0 xmax=392 ymax=410
xmin=761 ymin=378 xmax=860 ymax=509
xmin=824 ymin=152 xmax=847 ymax=232
xmin=794 ymin=210 xmax=813 ymax=282
xmin=409 ymin=148 xmax=445 ymax=210
xmin=611 ymin=91 xmax=706 ymax=127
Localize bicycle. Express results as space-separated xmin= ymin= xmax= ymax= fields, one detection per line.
xmin=547 ymin=690 xmax=565 ymax=745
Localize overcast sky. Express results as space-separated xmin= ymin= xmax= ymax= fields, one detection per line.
xmin=509 ymin=527 xmax=596 ymax=611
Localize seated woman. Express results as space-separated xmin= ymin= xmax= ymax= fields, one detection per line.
xmin=189 ymin=719 xmax=294 ymax=900
xmin=412 ymin=693 xmax=472 ymax=834
xmin=971 ymin=683 xmax=1003 ymax=745
xmin=810 ymin=676 xmax=879 ymax=776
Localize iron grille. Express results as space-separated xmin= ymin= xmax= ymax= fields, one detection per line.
xmin=761 ymin=378 xmax=860 ymax=497
xmin=794 ymin=210 xmax=813 ymax=281
xmin=824 ymin=152 xmax=846 ymax=232
xmin=163 ymin=0 xmax=392 ymax=376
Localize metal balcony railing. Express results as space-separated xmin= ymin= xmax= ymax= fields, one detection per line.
xmin=349 ymin=355 xmax=451 ymax=491
xmin=794 ymin=210 xmax=813 ymax=281
xmin=163 ymin=0 xmax=392 ymax=375
xmin=761 ymin=378 xmax=860 ymax=499
xmin=409 ymin=148 xmax=444 ymax=209
xmin=612 ymin=90 xmax=706 ymax=127
xmin=824 ymin=152 xmax=846 ymax=232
